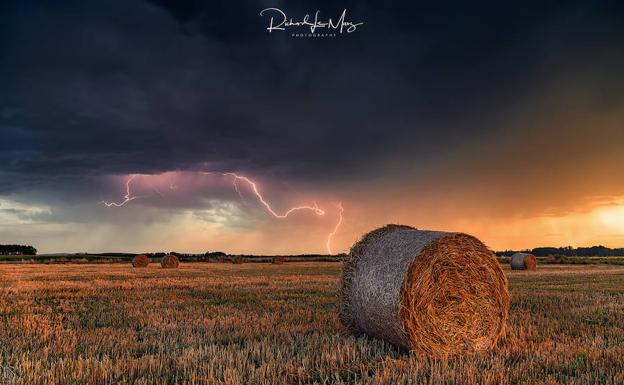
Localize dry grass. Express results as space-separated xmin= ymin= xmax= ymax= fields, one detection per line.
xmin=0 ymin=263 xmax=623 ymax=384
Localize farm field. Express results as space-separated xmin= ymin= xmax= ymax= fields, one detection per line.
xmin=1 ymin=263 xmax=623 ymax=384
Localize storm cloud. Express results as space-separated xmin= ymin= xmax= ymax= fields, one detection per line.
xmin=1 ymin=0 xmax=623 ymax=253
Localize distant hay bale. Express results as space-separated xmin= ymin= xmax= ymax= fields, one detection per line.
xmin=338 ymin=225 xmax=509 ymax=357
xmin=510 ymin=253 xmax=537 ymax=270
xmin=160 ymin=254 xmax=180 ymax=269
xmin=233 ymin=255 xmax=243 ymax=264
xmin=272 ymin=256 xmax=285 ymax=265
xmin=132 ymin=254 xmax=150 ymax=268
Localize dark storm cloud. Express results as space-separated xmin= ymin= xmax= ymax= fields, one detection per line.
xmin=1 ymin=0 xmax=623 ymax=194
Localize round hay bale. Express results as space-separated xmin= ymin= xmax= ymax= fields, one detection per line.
xmin=160 ymin=254 xmax=180 ymax=269
xmin=338 ymin=225 xmax=509 ymax=357
xmin=510 ymin=252 xmax=537 ymax=270
xmin=132 ymin=254 xmax=150 ymax=268
xmin=272 ymin=256 xmax=285 ymax=265
xmin=233 ymin=255 xmax=243 ymax=264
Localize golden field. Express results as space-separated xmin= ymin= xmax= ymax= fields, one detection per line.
xmin=0 ymin=262 xmax=623 ymax=385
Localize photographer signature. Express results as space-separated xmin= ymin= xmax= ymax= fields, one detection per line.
xmin=260 ymin=8 xmax=364 ymax=34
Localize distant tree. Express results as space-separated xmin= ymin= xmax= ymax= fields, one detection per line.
xmin=0 ymin=244 xmax=37 ymax=255
xmin=497 ymin=245 xmax=624 ymax=257
xmin=205 ymin=251 xmax=226 ymax=258
xmin=531 ymin=247 xmax=560 ymax=257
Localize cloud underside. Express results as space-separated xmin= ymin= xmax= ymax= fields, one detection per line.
xmin=0 ymin=1 xmax=623 ymax=252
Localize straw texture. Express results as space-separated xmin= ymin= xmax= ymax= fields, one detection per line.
xmin=339 ymin=225 xmax=509 ymax=357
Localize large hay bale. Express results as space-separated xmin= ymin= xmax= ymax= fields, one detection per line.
xmin=160 ymin=254 xmax=180 ymax=269
xmin=272 ymin=256 xmax=285 ymax=265
xmin=132 ymin=254 xmax=150 ymax=268
xmin=338 ymin=225 xmax=509 ymax=357
xmin=233 ymin=255 xmax=243 ymax=264
xmin=510 ymin=252 xmax=537 ymax=270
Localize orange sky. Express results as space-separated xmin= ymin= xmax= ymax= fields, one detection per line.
xmin=1 ymin=78 xmax=623 ymax=254
xmin=3 ymin=172 xmax=623 ymax=254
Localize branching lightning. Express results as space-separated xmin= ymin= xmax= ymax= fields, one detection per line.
xmin=102 ymin=171 xmax=344 ymax=253
xmin=230 ymin=176 xmax=247 ymax=204
xmin=223 ymin=173 xmax=325 ymax=218
xmin=101 ymin=174 xmax=140 ymax=207
xmin=222 ymin=173 xmax=343 ymax=254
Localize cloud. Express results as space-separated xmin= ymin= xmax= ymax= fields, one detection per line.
xmin=1 ymin=1 xmax=623 ymax=252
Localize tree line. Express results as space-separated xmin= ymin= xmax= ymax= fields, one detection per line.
xmin=5 ymin=243 xmax=623 ymax=258
xmin=0 ymin=244 xmax=37 ymax=255
xmin=497 ymin=245 xmax=624 ymax=257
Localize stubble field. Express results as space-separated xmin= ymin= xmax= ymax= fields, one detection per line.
xmin=0 ymin=262 xmax=623 ymax=384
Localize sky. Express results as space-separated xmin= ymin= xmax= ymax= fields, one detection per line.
xmin=1 ymin=0 xmax=624 ymax=254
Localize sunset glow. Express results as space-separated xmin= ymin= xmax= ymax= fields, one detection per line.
xmin=101 ymin=172 xmax=344 ymax=254
xmin=1 ymin=1 xmax=623 ymax=256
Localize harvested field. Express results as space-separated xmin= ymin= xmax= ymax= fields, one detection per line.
xmin=0 ymin=263 xmax=623 ymax=384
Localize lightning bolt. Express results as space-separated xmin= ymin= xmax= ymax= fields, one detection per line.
xmin=231 ymin=177 xmax=247 ymax=204
xmin=223 ymin=173 xmax=344 ymax=254
xmin=102 ymin=171 xmax=345 ymax=254
xmin=101 ymin=174 xmax=140 ymax=207
xmin=326 ymin=202 xmax=343 ymax=255
xmin=223 ymin=172 xmax=325 ymax=218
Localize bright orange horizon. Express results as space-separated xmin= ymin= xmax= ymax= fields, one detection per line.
xmin=2 ymin=169 xmax=623 ymax=255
